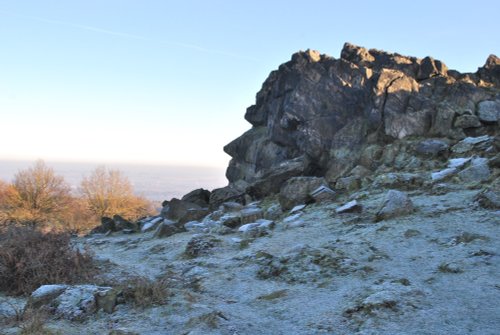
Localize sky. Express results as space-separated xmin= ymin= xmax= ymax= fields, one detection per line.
xmin=0 ymin=0 xmax=499 ymax=168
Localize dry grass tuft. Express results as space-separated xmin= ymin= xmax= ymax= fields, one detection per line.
xmin=118 ymin=276 xmax=170 ymax=308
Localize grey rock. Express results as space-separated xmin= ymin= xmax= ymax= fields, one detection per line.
xmin=309 ymin=185 xmax=336 ymax=203
xmin=290 ymin=204 xmax=307 ymax=214
xmin=222 ymin=43 xmax=498 ymax=193
xmin=240 ymin=207 xmax=264 ymax=224
xmin=154 ymin=219 xmax=186 ymax=238
xmin=375 ymin=190 xmax=414 ymax=221
xmin=246 ymin=156 xmax=310 ymax=198
xmin=28 ymin=284 xmax=68 ymax=309
xmin=417 ymin=56 xmax=448 ymax=80
xmin=457 ymin=158 xmax=491 ymax=183
xmin=336 ymin=200 xmax=362 ymax=214
xmin=415 ymin=139 xmax=449 ymax=157
xmin=448 ymin=157 xmax=472 ymax=169
xmin=431 ymin=157 xmax=472 ymax=181
xmin=140 ymin=217 xmax=163 ymax=233
xmin=477 ymin=100 xmax=500 ymax=122
xmin=429 ymin=104 xmax=461 ymax=138
xmin=162 ymin=198 xmax=203 ymax=223
xmin=454 ymin=115 xmax=482 ymax=128
xmin=477 ymin=54 xmax=500 ymax=86
xmin=461 ymin=135 xmax=492 ymax=145
xmin=29 ymin=285 xmax=117 ymax=321
xmin=283 ymin=213 xmax=303 ymax=224
xmin=209 ymin=186 xmax=245 ymax=210
xmin=452 ymin=135 xmax=493 ymax=154
xmin=431 ymin=168 xmax=457 ymax=181
xmin=279 ymin=177 xmax=327 ymax=210
xmin=238 ymin=219 xmax=275 ymax=238
xmin=181 ymin=188 xmax=211 ymax=207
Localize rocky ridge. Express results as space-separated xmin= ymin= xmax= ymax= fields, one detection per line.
xmin=0 ymin=43 xmax=499 ymax=335
xmin=222 ymin=42 xmax=499 ymax=199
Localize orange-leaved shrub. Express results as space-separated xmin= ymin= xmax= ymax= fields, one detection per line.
xmin=0 ymin=161 xmax=155 ymax=234
xmin=0 ymin=160 xmax=72 ymax=228
xmin=80 ymin=166 xmax=154 ymax=221
xmin=0 ymin=226 xmax=95 ymax=296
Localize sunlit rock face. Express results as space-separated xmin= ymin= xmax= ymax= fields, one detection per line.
xmin=224 ymin=43 xmax=499 ymax=195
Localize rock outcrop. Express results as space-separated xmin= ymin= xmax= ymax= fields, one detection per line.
xmin=224 ymin=43 xmax=499 ymax=197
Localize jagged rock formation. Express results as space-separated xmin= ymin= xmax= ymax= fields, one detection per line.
xmin=224 ymin=43 xmax=499 ymax=198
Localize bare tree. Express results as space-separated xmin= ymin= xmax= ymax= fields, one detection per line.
xmin=6 ymin=160 xmax=71 ymax=226
xmin=80 ymin=166 xmax=152 ymax=220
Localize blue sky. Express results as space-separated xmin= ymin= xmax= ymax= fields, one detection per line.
xmin=0 ymin=1 xmax=498 ymax=167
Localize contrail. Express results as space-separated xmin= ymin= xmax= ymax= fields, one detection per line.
xmin=0 ymin=10 xmax=260 ymax=62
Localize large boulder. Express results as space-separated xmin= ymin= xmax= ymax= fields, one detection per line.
xmin=477 ymin=100 xmax=500 ymax=123
xmin=28 ymin=285 xmax=117 ymax=321
xmin=279 ymin=177 xmax=327 ymax=210
xmin=209 ymin=186 xmax=245 ymax=210
xmin=162 ymin=198 xmax=205 ymax=223
xmin=181 ymin=188 xmax=211 ymax=207
xmin=246 ymin=156 xmax=310 ymax=198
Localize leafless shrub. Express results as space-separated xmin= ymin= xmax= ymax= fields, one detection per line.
xmin=0 ymin=226 xmax=95 ymax=296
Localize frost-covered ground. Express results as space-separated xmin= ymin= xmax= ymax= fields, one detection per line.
xmin=2 ymin=185 xmax=498 ymax=335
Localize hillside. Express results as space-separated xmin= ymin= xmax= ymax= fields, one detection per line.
xmin=1 ymin=43 xmax=499 ymax=335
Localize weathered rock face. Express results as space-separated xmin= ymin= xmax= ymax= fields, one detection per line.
xmin=224 ymin=43 xmax=499 ymax=196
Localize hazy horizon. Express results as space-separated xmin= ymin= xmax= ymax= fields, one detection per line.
xmin=0 ymin=159 xmax=227 ymax=202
